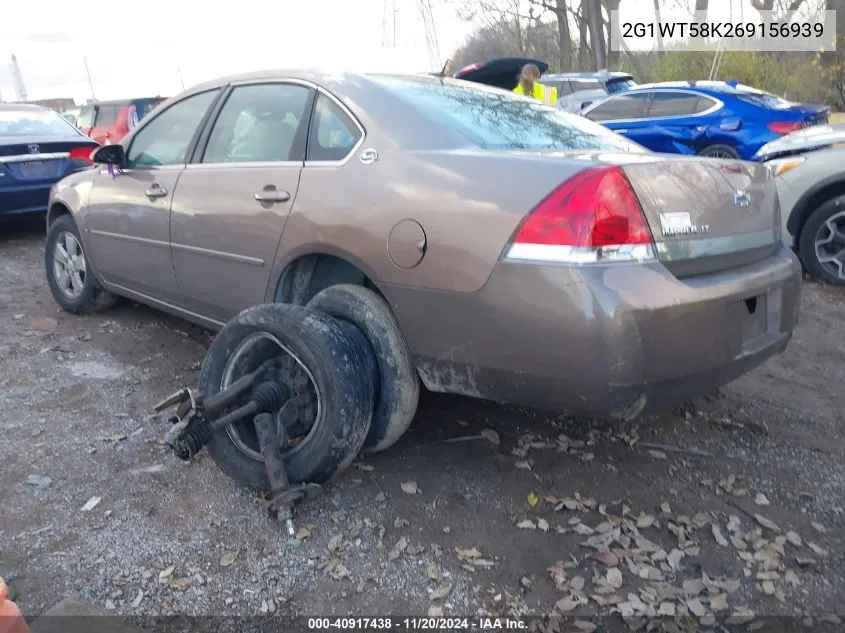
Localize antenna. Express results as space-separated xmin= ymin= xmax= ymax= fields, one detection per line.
xmin=83 ymin=57 xmax=96 ymax=101
xmin=10 ymin=54 xmax=28 ymax=102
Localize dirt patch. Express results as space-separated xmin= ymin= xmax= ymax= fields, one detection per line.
xmin=1 ymin=222 xmax=843 ymax=622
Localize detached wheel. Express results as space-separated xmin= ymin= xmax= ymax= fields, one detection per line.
xmin=697 ymin=144 xmax=740 ymax=159
xmin=44 ymin=214 xmax=116 ymax=313
xmin=200 ymin=303 xmax=375 ymax=491
xmin=798 ymin=195 xmax=845 ymax=285
xmin=307 ymin=284 xmax=419 ymax=453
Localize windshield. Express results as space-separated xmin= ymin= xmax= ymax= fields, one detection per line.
xmin=606 ymin=78 xmax=636 ymax=93
xmin=373 ymin=76 xmax=645 ymax=153
xmin=0 ymin=107 xmax=83 ymax=137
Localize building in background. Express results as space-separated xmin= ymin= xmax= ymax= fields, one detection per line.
xmin=28 ymin=97 xmax=77 ymax=111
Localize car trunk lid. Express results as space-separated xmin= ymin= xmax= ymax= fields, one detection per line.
xmin=619 ymin=156 xmax=780 ymax=277
xmin=0 ymin=136 xmax=98 ymax=183
xmin=454 ymin=58 xmax=549 ymax=91
xmin=755 ymin=123 xmax=845 ymax=160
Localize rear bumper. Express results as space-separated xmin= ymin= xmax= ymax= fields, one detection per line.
xmin=387 ymin=244 xmax=802 ymax=419
xmin=0 ymin=184 xmax=52 ymax=217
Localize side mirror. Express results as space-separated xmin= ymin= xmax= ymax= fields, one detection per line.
xmin=91 ymin=144 xmax=126 ymax=166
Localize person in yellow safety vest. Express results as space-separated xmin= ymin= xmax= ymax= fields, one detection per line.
xmin=512 ymin=64 xmax=557 ymax=106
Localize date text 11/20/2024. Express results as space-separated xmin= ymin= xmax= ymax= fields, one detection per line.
xmin=307 ymin=617 xmax=528 ymax=630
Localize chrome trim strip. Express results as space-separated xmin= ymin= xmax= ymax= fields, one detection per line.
xmin=505 ymin=242 xmax=656 ymax=264
xmin=170 ymin=241 xmax=264 ymax=266
xmin=582 ymin=89 xmax=724 ymax=124
xmin=655 ymin=227 xmax=778 ymax=261
xmin=87 ymin=229 xmax=170 ymax=249
xmin=185 ymin=161 xmax=303 ymax=170
xmin=105 ymin=282 xmax=226 ymax=329
xmin=0 ymin=152 xmax=70 ymax=163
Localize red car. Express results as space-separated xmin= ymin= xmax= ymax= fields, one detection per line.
xmin=77 ymin=97 xmax=165 ymax=145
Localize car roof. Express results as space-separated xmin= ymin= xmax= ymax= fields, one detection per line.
xmin=86 ymin=96 xmax=166 ymax=107
xmin=549 ymin=71 xmax=633 ymax=81
xmin=625 ymin=80 xmax=771 ymax=96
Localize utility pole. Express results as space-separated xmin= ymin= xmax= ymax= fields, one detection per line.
xmin=83 ymin=57 xmax=96 ymax=101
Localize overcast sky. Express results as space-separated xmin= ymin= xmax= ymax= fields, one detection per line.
xmin=0 ymin=0 xmax=473 ymax=103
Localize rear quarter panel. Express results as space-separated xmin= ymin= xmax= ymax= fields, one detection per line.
xmin=275 ymin=149 xmax=593 ymax=294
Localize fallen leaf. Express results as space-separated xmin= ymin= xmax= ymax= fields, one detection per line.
xmin=537 ymin=518 xmax=550 ymax=532
xmin=710 ymin=593 xmax=728 ymax=612
xmin=754 ymin=493 xmax=770 ymax=506
xmin=606 ymin=568 xmax=623 ymax=589
xmin=80 ymin=496 xmax=102 ymax=512
xmin=514 ymin=461 xmax=531 ymax=470
xmin=158 ymin=565 xmax=175 ymax=580
xmin=754 ymin=514 xmax=782 ymax=533
xmin=219 ymin=551 xmax=238 ymax=567
xmin=295 ymin=527 xmax=311 ymax=540
xmin=480 ymin=429 xmax=500 ymax=445
xmin=556 ymin=595 xmax=587 ymax=613
xmin=596 ymin=552 xmax=619 ymax=567
xmin=785 ymin=531 xmax=802 ymax=548
xmin=169 ymin=577 xmax=191 ymax=591
xmin=636 ymin=513 xmax=655 ymax=529
xmin=428 ymin=606 xmax=444 ymax=617
xmin=712 ymin=524 xmax=729 ymax=547
xmin=527 ymin=492 xmax=539 ymax=507
xmin=570 ymin=575 xmax=586 ymax=592
xmin=426 ymin=563 xmax=439 ymax=581
xmin=648 ymin=450 xmax=667 ymax=460
xmin=456 ymin=547 xmax=482 ymax=560
xmin=400 ymin=481 xmax=419 ymax=495
xmin=131 ymin=590 xmax=144 ymax=608
xmin=99 ymin=434 xmax=127 ymax=442
xmin=429 ymin=583 xmax=452 ymax=601
xmin=517 ymin=519 xmax=536 ymax=530
xmin=811 ymin=521 xmax=827 ymax=534
xmin=327 ymin=534 xmax=343 ymax=553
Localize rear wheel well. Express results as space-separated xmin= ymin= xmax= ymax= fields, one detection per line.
xmin=275 ymin=254 xmax=383 ymax=306
xmin=791 ymin=180 xmax=845 ymax=246
xmin=47 ymin=203 xmax=72 ymax=228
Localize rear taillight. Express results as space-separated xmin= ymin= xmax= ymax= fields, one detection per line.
xmin=68 ymin=146 xmax=95 ymax=165
xmin=504 ymin=165 xmax=655 ymax=264
xmin=767 ymin=121 xmax=802 ymax=135
xmin=455 ymin=62 xmax=482 ymax=77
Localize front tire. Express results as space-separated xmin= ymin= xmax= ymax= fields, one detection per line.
xmin=200 ymin=303 xmax=375 ymax=491
xmin=798 ymin=195 xmax=845 ymax=285
xmin=44 ymin=214 xmax=116 ymax=313
xmin=697 ymin=144 xmax=740 ymax=159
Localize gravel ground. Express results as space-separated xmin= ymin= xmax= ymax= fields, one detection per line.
xmin=1 ymin=219 xmax=844 ymax=625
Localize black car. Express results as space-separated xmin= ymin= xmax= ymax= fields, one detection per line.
xmin=0 ymin=103 xmax=99 ymax=220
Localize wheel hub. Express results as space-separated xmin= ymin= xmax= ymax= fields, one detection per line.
xmin=813 ymin=210 xmax=845 ymax=281
xmin=52 ymin=231 xmax=87 ymax=299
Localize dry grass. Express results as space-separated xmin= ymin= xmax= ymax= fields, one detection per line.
xmin=829 ymin=112 xmax=845 ymax=124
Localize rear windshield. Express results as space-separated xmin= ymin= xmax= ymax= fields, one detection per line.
xmin=0 ymin=108 xmax=83 ymax=137
xmin=734 ymin=88 xmax=792 ymax=109
xmin=373 ymin=76 xmax=645 ymax=153
xmin=606 ymin=78 xmax=636 ymax=93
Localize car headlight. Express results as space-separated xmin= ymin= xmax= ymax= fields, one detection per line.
xmin=766 ymin=156 xmax=805 ymax=177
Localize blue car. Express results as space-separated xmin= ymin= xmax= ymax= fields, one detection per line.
xmin=580 ymin=81 xmax=830 ymax=160
xmin=0 ymin=103 xmax=98 ymax=220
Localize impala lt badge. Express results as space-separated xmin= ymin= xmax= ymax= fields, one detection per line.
xmin=733 ymin=189 xmax=751 ymax=207
xmin=659 ymin=211 xmax=711 ymax=237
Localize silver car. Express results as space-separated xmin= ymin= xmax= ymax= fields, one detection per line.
xmin=756 ymin=124 xmax=845 ymax=285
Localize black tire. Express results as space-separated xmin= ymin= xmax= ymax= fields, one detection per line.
xmin=697 ymin=144 xmax=740 ymax=159
xmin=200 ymin=303 xmax=375 ymax=490
xmin=44 ymin=214 xmax=116 ymax=313
xmin=798 ymin=195 xmax=845 ymax=285
xmin=307 ymin=284 xmax=419 ymax=453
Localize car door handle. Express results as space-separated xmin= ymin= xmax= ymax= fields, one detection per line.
xmin=145 ymin=185 xmax=168 ymax=199
xmin=615 ymin=129 xmax=629 ymax=134
xmin=254 ymin=190 xmax=290 ymax=203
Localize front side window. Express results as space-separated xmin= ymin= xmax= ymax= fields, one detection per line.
xmin=126 ymin=89 xmax=219 ymax=167
xmin=372 ymin=76 xmax=644 ymax=153
xmin=583 ymin=93 xmax=651 ymax=122
xmin=0 ymin=107 xmax=83 ymax=138
xmin=203 ymin=83 xmax=311 ymax=163
xmin=306 ymin=94 xmax=362 ymax=162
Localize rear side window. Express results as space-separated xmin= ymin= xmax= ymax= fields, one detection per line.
xmin=306 ymin=94 xmax=362 ymax=162
xmin=373 ymin=76 xmax=644 ymax=153
xmin=647 ymin=91 xmax=703 ymax=118
xmin=584 ymin=93 xmax=650 ymax=121
xmin=571 ymin=80 xmax=603 ymax=92
xmin=606 ymin=78 xmax=636 ymax=93
xmin=77 ymin=106 xmax=94 ymax=129
xmin=94 ymin=104 xmax=120 ymax=126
